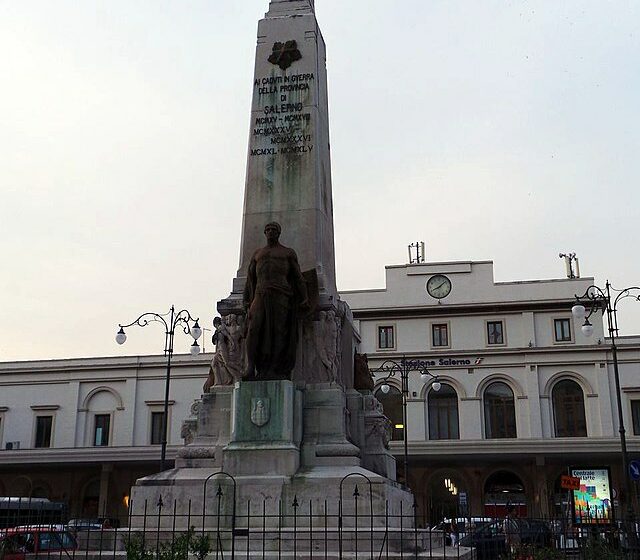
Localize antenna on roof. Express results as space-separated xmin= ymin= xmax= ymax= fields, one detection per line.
xmin=408 ymin=242 xmax=426 ymax=264
xmin=559 ymin=252 xmax=580 ymax=278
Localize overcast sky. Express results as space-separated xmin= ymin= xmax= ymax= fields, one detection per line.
xmin=1 ymin=0 xmax=639 ymax=361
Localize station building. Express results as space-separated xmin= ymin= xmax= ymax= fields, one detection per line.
xmin=341 ymin=260 xmax=640 ymax=521
xmin=1 ymin=260 xmax=639 ymax=523
xmin=0 ymin=354 xmax=210 ymax=519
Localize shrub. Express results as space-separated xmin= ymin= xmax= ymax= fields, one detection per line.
xmin=582 ymin=538 xmax=624 ymax=560
xmin=189 ymin=533 xmax=211 ymax=560
xmin=124 ymin=536 xmax=154 ymax=560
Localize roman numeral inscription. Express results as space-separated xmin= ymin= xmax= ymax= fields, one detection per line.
xmin=250 ymin=73 xmax=315 ymax=157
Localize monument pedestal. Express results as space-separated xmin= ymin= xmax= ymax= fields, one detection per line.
xmin=224 ymin=380 xmax=302 ymax=476
xmin=130 ymin=380 xmax=404 ymax=529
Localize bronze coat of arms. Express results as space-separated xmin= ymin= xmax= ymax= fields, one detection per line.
xmin=250 ymin=398 xmax=270 ymax=427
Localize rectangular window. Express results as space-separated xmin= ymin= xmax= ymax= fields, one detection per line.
xmin=432 ymin=324 xmax=449 ymax=347
xmin=378 ymin=326 xmax=395 ymax=350
xmin=94 ymin=414 xmax=110 ymax=447
xmin=554 ymin=318 xmax=572 ymax=342
xmin=632 ymin=401 xmax=640 ymax=436
xmin=150 ymin=412 xmax=165 ymax=445
xmin=34 ymin=415 xmax=53 ymax=448
xmin=487 ymin=321 xmax=504 ymax=345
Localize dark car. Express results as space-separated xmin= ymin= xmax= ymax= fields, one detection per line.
xmin=458 ymin=519 xmax=552 ymax=559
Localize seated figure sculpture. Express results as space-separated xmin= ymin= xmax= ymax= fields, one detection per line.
xmin=243 ymin=222 xmax=309 ymax=380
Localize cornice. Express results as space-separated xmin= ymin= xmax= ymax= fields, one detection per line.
xmin=0 ymin=445 xmax=181 ymax=466
xmin=30 ymin=405 xmax=60 ymax=411
xmin=0 ymin=354 xmax=213 ymax=375
xmin=395 ymin=437 xmax=640 ymax=457
xmin=366 ymin=346 xmax=612 ymax=369
xmin=349 ymin=299 xmax=578 ymax=319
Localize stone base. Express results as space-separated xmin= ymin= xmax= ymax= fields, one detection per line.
xmin=129 ymin=465 xmax=414 ymax=531
xmin=224 ymin=445 xmax=300 ymax=476
xmin=175 ymin=386 xmax=233 ymax=469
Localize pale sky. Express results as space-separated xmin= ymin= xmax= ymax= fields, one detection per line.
xmin=1 ymin=0 xmax=639 ymax=361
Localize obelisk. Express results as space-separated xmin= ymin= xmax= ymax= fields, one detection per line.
xmin=225 ymin=0 xmax=336 ymax=305
xmin=130 ymin=1 xmax=415 ymax=533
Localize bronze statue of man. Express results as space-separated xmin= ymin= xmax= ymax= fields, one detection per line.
xmin=243 ymin=222 xmax=309 ymax=380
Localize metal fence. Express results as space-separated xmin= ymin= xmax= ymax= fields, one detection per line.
xmin=2 ymin=492 xmax=640 ymax=560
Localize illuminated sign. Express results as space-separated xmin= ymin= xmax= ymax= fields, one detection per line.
xmin=560 ymin=475 xmax=580 ymax=491
xmin=571 ymin=468 xmax=613 ymax=524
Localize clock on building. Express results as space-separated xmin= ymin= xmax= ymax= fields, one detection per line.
xmin=426 ymin=274 xmax=452 ymax=300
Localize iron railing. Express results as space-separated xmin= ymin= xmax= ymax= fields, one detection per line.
xmin=1 ymin=492 xmax=639 ymax=560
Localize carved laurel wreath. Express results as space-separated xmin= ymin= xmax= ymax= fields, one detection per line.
xmin=268 ymin=40 xmax=302 ymax=70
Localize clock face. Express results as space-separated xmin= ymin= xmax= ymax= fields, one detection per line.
xmin=426 ymin=274 xmax=452 ymax=299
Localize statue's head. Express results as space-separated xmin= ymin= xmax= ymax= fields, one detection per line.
xmin=264 ymin=222 xmax=282 ymax=242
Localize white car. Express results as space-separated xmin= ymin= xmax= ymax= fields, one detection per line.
xmin=432 ymin=517 xmax=494 ymax=545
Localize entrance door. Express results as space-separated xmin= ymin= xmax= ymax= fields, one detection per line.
xmin=484 ymin=471 xmax=527 ymax=517
xmin=428 ymin=473 xmax=466 ymax=523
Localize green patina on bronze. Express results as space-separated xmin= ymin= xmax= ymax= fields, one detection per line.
xmin=232 ymin=380 xmax=295 ymax=443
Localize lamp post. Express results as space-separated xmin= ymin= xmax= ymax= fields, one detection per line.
xmin=115 ymin=306 xmax=202 ymax=472
xmin=572 ymin=282 xmax=640 ymax=522
xmin=373 ymin=356 xmax=441 ymax=487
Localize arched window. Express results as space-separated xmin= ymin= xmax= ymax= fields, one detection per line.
xmin=84 ymin=389 xmax=120 ymax=447
xmin=552 ymin=379 xmax=587 ymax=437
xmin=375 ymin=386 xmax=404 ymax=441
xmin=11 ymin=476 xmax=32 ymax=498
xmin=484 ymin=381 xmax=517 ymax=439
xmin=428 ymin=384 xmax=459 ymax=440
xmin=31 ymin=483 xmax=51 ymax=499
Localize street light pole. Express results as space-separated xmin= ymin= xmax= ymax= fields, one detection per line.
xmin=374 ymin=356 xmax=441 ymax=487
xmin=572 ymin=281 xmax=640 ymax=522
xmin=115 ymin=305 xmax=202 ymax=472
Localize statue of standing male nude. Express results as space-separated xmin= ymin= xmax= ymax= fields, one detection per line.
xmin=243 ymin=222 xmax=309 ymax=380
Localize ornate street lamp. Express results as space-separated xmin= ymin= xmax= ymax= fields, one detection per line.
xmin=373 ymin=356 xmax=441 ymax=487
xmin=115 ymin=306 xmax=202 ymax=472
xmin=572 ymin=282 xmax=640 ymax=522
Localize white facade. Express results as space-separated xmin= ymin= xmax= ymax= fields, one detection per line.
xmin=0 ymin=354 xmax=210 ymax=518
xmin=1 ymin=260 xmax=639 ymax=523
xmin=342 ymin=260 xmax=640 ymax=520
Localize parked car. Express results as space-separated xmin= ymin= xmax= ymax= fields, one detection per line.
xmin=615 ymin=520 xmax=640 ymax=553
xmin=458 ymin=518 xmax=552 ymax=559
xmin=67 ymin=518 xmax=120 ymax=532
xmin=0 ymin=526 xmax=77 ymax=560
xmin=432 ymin=517 xmax=494 ymax=545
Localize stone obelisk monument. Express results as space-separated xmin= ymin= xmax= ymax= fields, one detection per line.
xmin=223 ymin=0 xmax=336 ymax=311
xmin=130 ymin=0 xmax=412 ymax=529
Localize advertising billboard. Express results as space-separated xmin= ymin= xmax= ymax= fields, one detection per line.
xmin=571 ymin=468 xmax=613 ymax=524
